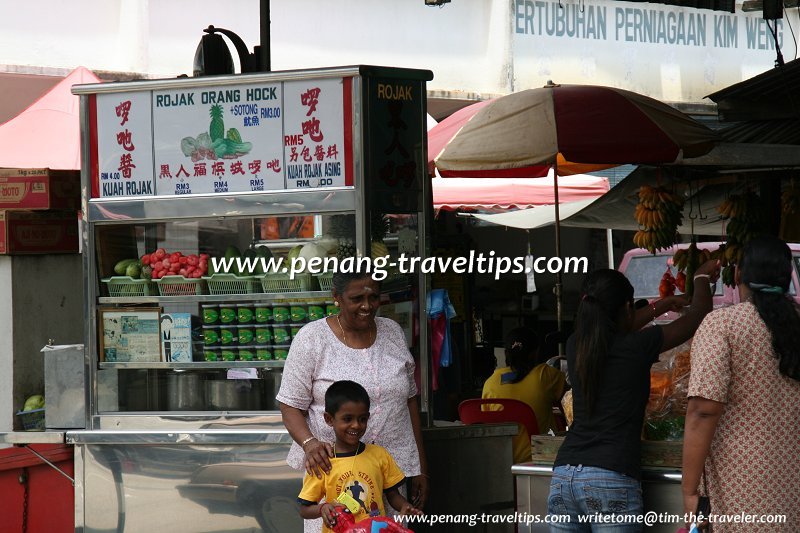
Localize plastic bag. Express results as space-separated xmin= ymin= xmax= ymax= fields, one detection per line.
xmin=644 ymin=341 xmax=692 ymax=440
xmin=329 ymin=505 xmax=414 ymax=533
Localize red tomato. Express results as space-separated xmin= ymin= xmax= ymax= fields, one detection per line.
xmin=154 ymin=248 xmax=167 ymax=260
xmin=169 ymin=252 xmax=182 ymax=262
xmin=151 ymin=271 xmax=162 ymax=280
xmin=200 ymin=253 xmax=210 ymax=261
xmin=179 ymin=268 xmax=188 ymax=277
xmin=141 ymin=255 xmax=151 ymax=266
xmin=161 ymin=258 xmax=171 ymax=269
xmin=185 ymin=265 xmax=196 ymax=275
xmin=179 ymin=256 xmax=188 ymax=265
xmin=186 ymin=255 xmax=199 ymax=266
xmin=199 ymin=260 xmax=208 ymax=271
xmin=169 ymin=263 xmax=181 ymax=273
xmin=190 ymin=270 xmax=202 ymax=278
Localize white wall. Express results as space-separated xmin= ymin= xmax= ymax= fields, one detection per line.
xmin=0 ymin=255 xmax=84 ymax=432
xmin=2 ymin=0 xmax=795 ymax=102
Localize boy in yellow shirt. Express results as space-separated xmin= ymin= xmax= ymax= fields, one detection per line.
xmin=297 ymin=380 xmax=422 ymax=531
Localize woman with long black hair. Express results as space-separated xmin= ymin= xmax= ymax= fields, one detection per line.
xmin=547 ymin=260 xmax=719 ymax=531
xmin=682 ymin=235 xmax=800 ymax=532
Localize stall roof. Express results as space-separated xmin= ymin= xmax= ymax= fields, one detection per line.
xmin=707 ymin=58 xmax=800 ymax=122
xmin=433 ymin=173 xmax=609 ymax=211
xmin=0 ymin=66 xmax=101 ymax=170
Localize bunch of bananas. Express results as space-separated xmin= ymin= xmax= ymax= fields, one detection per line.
xmin=718 ymin=192 xmax=765 ymax=287
xmin=633 ymin=185 xmax=684 ymax=254
xmin=672 ymin=242 xmax=711 ymax=296
xmin=782 ymin=183 xmax=800 ymax=215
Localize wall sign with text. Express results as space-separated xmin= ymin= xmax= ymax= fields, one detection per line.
xmin=90 ymin=78 xmax=352 ymax=198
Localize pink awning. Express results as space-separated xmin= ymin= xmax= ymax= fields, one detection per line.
xmin=432 ymin=173 xmax=609 ymax=211
xmin=0 ymin=66 xmax=101 ymax=170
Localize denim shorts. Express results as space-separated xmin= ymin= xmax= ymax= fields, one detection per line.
xmin=547 ymin=464 xmax=644 ymax=532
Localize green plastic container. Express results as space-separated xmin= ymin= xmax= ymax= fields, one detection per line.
xmin=203 ymin=346 xmax=220 ymax=362
xmin=272 ymin=303 xmax=290 ymax=323
xmin=219 ymin=304 xmax=237 ymax=324
xmin=273 ymin=346 xmax=290 ymax=360
xmin=272 ymin=326 xmax=291 ymax=344
xmin=238 ymin=348 xmax=255 ymax=361
xmin=203 ymin=326 xmax=220 ymax=346
xmin=255 ymin=326 xmax=272 ymax=345
xmin=325 ymin=301 xmax=338 ymax=317
xmin=290 ymin=304 xmax=308 ymax=323
xmin=254 ymin=345 xmax=272 ymax=361
xmin=255 ymin=304 xmax=273 ymax=323
xmin=237 ymin=304 xmax=254 ymax=324
xmin=237 ymin=325 xmax=255 ymax=346
xmin=219 ymin=325 xmax=235 ymax=346
xmin=308 ymin=302 xmax=326 ymax=321
xmin=202 ymin=304 xmax=220 ymax=325
xmin=221 ymin=348 xmax=237 ymax=361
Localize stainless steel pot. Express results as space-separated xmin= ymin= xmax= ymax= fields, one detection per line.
xmin=206 ymin=379 xmax=263 ymax=411
xmin=167 ymin=371 xmax=205 ymax=411
xmin=262 ymin=369 xmax=282 ymax=411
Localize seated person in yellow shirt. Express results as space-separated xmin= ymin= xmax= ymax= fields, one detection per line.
xmin=298 ymin=380 xmax=422 ymax=532
xmin=482 ymin=327 xmax=568 ymax=463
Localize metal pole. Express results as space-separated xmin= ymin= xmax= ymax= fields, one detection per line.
xmin=607 ymin=228 xmax=615 ymax=268
xmin=553 ymin=161 xmax=563 ymax=354
xmin=259 ymin=0 xmax=271 ymax=71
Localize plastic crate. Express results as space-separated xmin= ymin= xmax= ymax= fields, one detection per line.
xmin=102 ymin=276 xmax=158 ymax=297
xmin=156 ymin=275 xmax=207 ymax=296
xmin=260 ymin=273 xmax=313 ymax=293
xmin=315 ymin=272 xmax=334 ymax=291
xmin=204 ymin=274 xmax=260 ymax=295
xmin=16 ymin=408 xmax=45 ymax=431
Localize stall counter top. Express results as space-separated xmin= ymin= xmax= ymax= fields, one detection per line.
xmin=0 ymin=431 xmax=67 ymax=444
xmin=422 ymin=422 xmax=519 ymax=441
xmin=66 ymin=428 xmax=293 ymax=445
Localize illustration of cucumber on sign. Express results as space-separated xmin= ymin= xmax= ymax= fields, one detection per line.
xmin=283 ymin=78 xmax=349 ymax=189
xmin=152 ymin=83 xmax=285 ymax=195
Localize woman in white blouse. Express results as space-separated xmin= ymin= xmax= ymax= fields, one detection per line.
xmin=277 ymin=270 xmax=428 ymax=530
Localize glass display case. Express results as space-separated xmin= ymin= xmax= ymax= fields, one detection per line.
xmin=76 ymin=65 xmax=436 ymax=435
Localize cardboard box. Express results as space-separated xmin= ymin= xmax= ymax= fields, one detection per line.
xmin=0 ymin=210 xmax=79 ymax=254
xmin=0 ymin=168 xmax=81 ymax=210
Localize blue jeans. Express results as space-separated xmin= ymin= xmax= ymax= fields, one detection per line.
xmin=547 ymin=465 xmax=644 ymax=532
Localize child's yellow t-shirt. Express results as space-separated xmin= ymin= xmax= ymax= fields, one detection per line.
xmin=298 ymin=443 xmax=406 ymax=532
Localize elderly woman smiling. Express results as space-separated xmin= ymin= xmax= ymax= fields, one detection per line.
xmin=277 ymin=270 xmax=428 ymax=530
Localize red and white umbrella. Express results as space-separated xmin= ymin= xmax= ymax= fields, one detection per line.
xmin=429 ymin=83 xmax=717 ymax=178
xmin=427 ymin=83 xmax=718 ymax=332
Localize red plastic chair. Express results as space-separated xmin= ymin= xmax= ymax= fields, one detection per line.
xmin=458 ymin=398 xmax=540 ymax=437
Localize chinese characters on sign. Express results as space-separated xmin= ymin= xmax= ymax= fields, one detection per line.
xmin=93 ymin=79 xmax=349 ymax=198
xmin=95 ymin=92 xmax=155 ymax=198
xmin=283 ymin=78 xmax=346 ymax=190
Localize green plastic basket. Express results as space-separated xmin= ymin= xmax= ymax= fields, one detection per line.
xmin=315 ymin=272 xmax=334 ymax=291
xmin=102 ymin=276 xmax=158 ymax=297
xmin=260 ymin=273 xmax=313 ymax=293
xmin=17 ymin=409 xmax=45 ymax=431
xmin=156 ymin=275 xmax=207 ymax=296
xmin=204 ymin=274 xmax=260 ymax=295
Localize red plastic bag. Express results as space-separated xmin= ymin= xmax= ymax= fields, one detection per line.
xmin=329 ymin=505 xmax=414 ymax=533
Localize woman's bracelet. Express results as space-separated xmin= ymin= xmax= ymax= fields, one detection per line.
xmin=693 ymin=274 xmax=710 ymax=281
xmin=651 ymin=302 xmax=658 ymax=321
xmin=301 ymin=436 xmax=317 ymax=448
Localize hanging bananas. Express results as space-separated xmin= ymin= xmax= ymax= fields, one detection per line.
xmin=633 ymin=185 xmax=684 ymax=254
xmin=718 ymin=191 xmax=766 ymax=287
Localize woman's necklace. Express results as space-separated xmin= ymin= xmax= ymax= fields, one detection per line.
xmin=336 ymin=314 xmax=375 ymax=349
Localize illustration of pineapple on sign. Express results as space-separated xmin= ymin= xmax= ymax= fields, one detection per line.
xmin=180 ymin=105 xmax=253 ymax=162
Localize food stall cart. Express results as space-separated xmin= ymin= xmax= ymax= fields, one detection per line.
xmin=64 ymin=65 xmax=431 ymax=531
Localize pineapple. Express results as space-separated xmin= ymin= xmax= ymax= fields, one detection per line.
xmin=209 ymin=105 xmax=225 ymax=141
xmin=370 ymin=212 xmax=390 ymax=260
xmin=329 ymin=215 xmax=356 ymax=261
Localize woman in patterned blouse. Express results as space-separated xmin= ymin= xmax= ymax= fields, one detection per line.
xmin=683 ymin=235 xmax=800 ymax=531
xmin=277 ymin=270 xmax=428 ymax=532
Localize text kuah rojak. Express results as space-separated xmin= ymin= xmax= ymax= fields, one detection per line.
xmin=155 ymin=87 xmax=278 ymax=107
xmin=102 ymin=181 xmax=153 ymax=196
